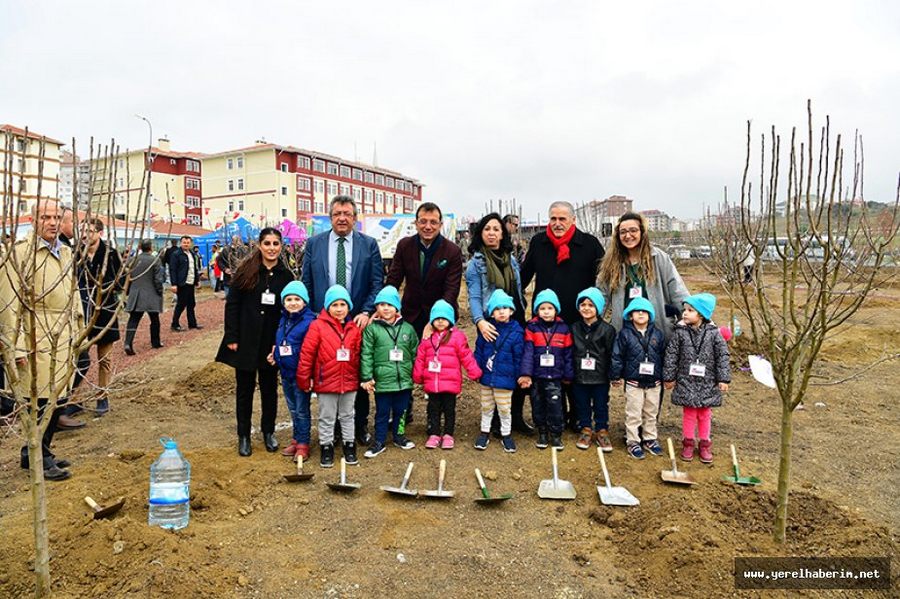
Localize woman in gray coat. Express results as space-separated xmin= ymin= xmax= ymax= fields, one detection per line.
xmin=124 ymin=239 xmax=166 ymax=354
xmin=597 ymin=212 xmax=689 ymax=339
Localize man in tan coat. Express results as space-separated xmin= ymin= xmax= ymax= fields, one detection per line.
xmin=1 ymin=199 xmax=83 ymax=480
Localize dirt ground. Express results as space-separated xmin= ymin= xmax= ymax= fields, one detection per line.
xmin=1 ymin=265 xmax=897 ymax=598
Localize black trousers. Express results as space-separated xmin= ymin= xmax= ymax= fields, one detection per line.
xmin=426 ymin=392 xmax=457 ymax=436
xmin=172 ymin=285 xmax=197 ymax=328
xmin=20 ymin=397 xmax=63 ymax=465
xmin=235 ymin=367 xmax=278 ymax=438
xmin=125 ymin=311 xmax=161 ymax=347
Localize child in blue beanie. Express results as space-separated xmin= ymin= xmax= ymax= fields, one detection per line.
xmin=610 ymin=297 xmax=667 ymax=459
xmin=663 ymin=293 xmax=731 ymax=463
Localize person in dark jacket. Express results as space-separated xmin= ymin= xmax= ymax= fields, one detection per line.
xmin=571 ymin=288 xmax=616 ymax=452
xmin=610 ymin=297 xmax=666 ymax=460
xmin=473 ymin=290 xmax=524 ymax=453
xmin=169 ymin=235 xmax=203 ymax=331
xmin=123 ymin=239 xmax=165 ymax=354
xmin=215 ymin=228 xmax=294 ymax=457
xmin=663 ymin=293 xmax=731 ymax=464
xmin=80 ymin=218 xmax=124 ymax=415
xmin=268 ymin=280 xmax=316 ymax=459
xmin=518 ymin=289 xmax=574 ymax=450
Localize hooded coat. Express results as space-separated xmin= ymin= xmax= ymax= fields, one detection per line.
xmin=609 ymin=320 xmax=667 ymax=387
xmin=413 ymin=328 xmax=482 ymax=394
xmin=474 ymin=318 xmax=524 ymax=390
xmin=296 ymin=310 xmax=362 ymax=394
xmin=272 ymin=306 xmax=317 ymax=379
xmin=360 ymin=317 xmax=419 ymax=393
xmin=521 ymin=317 xmax=575 ymax=381
xmin=663 ymin=321 xmax=731 ymax=407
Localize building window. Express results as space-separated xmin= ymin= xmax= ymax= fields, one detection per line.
xmin=315 ymin=180 xmax=324 ymax=193
xmin=313 ymin=158 xmax=325 ymax=172
xmin=228 ymin=200 xmax=234 ymax=211
xmin=297 ymin=155 xmax=311 ymax=170
xmin=385 ymin=177 xmax=395 ymax=188
xmin=297 ymin=177 xmax=311 ymax=191
xmin=314 ymin=201 xmax=324 ymax=213
xmin=227 ymin=158 xmax=233 ymax=170
xmin=281 ymin=186 xmax=288 ymax=196
xmin=117 ymin=158 xmax=124 ymax=168
xmin=237 ymin=156 xmax=243 ymax=169
xmin=238 ymin=200 xmax=244 ymax=211
xmin=364 ymin=171 xmax=374 ymax=183
xmin=186 ymin=196 xmax=200 ymax=208
xmin=327 ymin=163 xmax=339 ymax=175
xmin=375 ymin=174 xmax=384 ymax=186
xmin=376 ymin=191 xmax=383 ymax=202
xmin=340 ymin=165 xmax=351 ymax=178
xmin=187 ymin=214 xmax=201 ymax=225
xmin=281 ymin=208 xmax=288 ymax=217
xmin=327 ymin=182 xmax=337 ymax=195
xmin=237 ymin=178 xmax=244 ymax=191
xmin=364 ymin=189 xmax=372 ymax=201
xmin=340 ymin=184 xmax=349 ymax=195
xmin=280 ymin=163 xmax=288 ymax=172
xmin=16 ymin=139 xmax=26 ymax=152
xmin=227 ymin=179 xmax=234 ymax=192
xmin=186 ymin=177 xmax=201 ymax=190
xmin=186 ymin=160 xmax=200 ymax=172
xmin=299 ymin=198 xmax=311 ymax=211
xmin=352 ymin=168 xmax=362 ymax=181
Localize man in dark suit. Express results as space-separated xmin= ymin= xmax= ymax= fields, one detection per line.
xmin=386 ymin=202 xmax=463 ymax=338
xmin=301 ymin=196 xmax=383 ymax=444
xmin=169 ymin=235 xmax=203 ymax=331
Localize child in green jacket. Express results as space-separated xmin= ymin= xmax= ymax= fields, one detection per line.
xmin=360 ymin=286 xmax=420 ymax=458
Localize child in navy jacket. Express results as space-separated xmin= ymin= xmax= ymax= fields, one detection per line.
xmin=474 ymin=290 xmax=524 ymax=453
xmin=268 ymin=281 xmax=317 ymax=459
xmin=519 ymin=289 xmax=574 ymax=450
xmin=610 ymin=297 xmax=666 ymax=460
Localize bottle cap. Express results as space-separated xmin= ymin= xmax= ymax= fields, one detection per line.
xmin=160 ymin=437 xmax=177 ymax=450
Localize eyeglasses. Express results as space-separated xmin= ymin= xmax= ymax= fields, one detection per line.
xmin=416 ymin=219 xmax=441 ymax=227
xmin=619 ymin=227 xmax=641 ymax=237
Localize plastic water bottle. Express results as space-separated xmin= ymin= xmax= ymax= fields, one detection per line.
xmin=148 ymin=438 xmax=191 ymax=530
xmin=732 ymin=317 xmax=742 ymax=337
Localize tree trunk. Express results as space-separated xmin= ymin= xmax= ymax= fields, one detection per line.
xmin=774 ymin=403 xmax=794 ymax=544
xmin=27 ymin=425 xmax=51 ymax=597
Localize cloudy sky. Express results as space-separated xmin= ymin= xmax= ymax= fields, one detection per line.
xmin=2 ymin=0 xmax=897 ymax=221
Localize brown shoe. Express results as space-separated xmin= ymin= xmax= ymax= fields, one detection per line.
xmin=575 ymin=428 xmax=593 ymax=450
xmin=594 ymin=429 xmax=613 ymax=453
xmin=57 ymin=414 xmax=86 ymax=430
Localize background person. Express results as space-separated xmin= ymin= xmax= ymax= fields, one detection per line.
xmin=123 ymin=239 xmax=166 ymax=355
xmin=168 ymin=235 xmax=203 ymax=331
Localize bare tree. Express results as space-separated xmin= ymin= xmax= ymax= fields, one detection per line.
xmin=0 ymin=129 xmax=151 ymax=596
xmin=705 ymin=101 xmax=899 ymax=543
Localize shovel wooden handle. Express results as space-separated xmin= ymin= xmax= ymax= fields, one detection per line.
xmin=597 ymin=446 xmax=613 ymax=489
xmin=400 ymin=462 xmax=415 ymax=489
xmin=730 ymin=444 xmax=739 ymax=468
xmin=667 ymin=438 xmax=676 ymax=462
xmin=475 ymin=468 xmax=487 ymax=490
xmin=438 ymin=459 xmax=446 ymax=488
xmin=340 ymin=457 xmax=347 ymax=484
xmin=297 ymin=453 xmax=303 ymax=475
xmin=84 ymin=496 xmax=100 ymax=511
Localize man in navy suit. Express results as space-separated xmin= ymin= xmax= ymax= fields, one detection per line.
xmin=302 ymin=196 xmax=383 ymax=444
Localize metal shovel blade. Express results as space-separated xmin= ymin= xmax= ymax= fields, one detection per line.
xmin=84 ymin=496 xmax=125 ymax=520
xmin=596 ymin=447 xmax=639 ymax=506
xmin=474 ymin=468 xmax=511 ymax=504
xmin=722 ymin=444 xmax=761 ymax=486
xmin=422 ymin=459 xmax=454 ymax=499
xmin=326 ymin=458 xmax=360 ymax=492
xmin=660 ymin=438 xmax=697 ymax=486
xmin=283 ymin=454 xmax=315 ymax=483
xmin=538 ymin=447 xmax=576 ymax=500
xmin=381 ymin=462 xmax=418 ymax=497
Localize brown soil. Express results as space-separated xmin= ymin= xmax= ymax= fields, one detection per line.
xmin=1 ymin=265 xmax=898 ymax=598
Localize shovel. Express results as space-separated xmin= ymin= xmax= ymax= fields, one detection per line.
xmin=722 ymin=444 xmax=761 ymax=486
xmin=380 ymin=462 xmax=418 ymax=498
xmin=596 ymin=447 xmax=639 ymax=506
xmin=538 ymin=446 xmax=577 ymax=500
xmin=421 ymin=459 xmax=454 ymax=499
xmin=660 ymin=438 xmax=697 ymax=486
xmin=283 ymin=454 xmax=314 ymax=483
xmin=84 ymin=496 xmax=125 ymax=520
xmin=474 ymin=468 xmax=512 ymax=504
xmin=326 ymin=458 xmax=361 ymax=493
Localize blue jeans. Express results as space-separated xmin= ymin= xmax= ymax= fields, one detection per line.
xmin=572 ymin=383 xmax=610 ymax=431
xmin=532 ymin=379 xmax=564 ymax=434
xmin=281 ymin=376 xmax=311 ymax=444
xmin=374 ymin=390 xmax=411 ymax=445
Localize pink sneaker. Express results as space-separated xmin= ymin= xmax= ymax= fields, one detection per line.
xmin=441 ymin=434 xmax=455 ymax=449
xmin=425 ymin=435 xmax=441 ymax=449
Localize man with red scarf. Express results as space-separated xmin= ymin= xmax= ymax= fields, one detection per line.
xmin=521 ymin=201 xmax=605 ymax=431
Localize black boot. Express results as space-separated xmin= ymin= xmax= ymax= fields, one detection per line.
xmin=356 ymin=425 xmax=372 ymax=446
xmin=536 ymin=430 xmax=549 ymax=449
xmin=238 ymin=436 xmax=251 ymax=456
xmin=320 ymin=443 xmax=335 ymax=468
xmin=343 ymin=441 xmax=358 ymax=465
xmin=264 ymin=432 xmax=278 ymax=452
xmin=511 ymin=390 xmax=535 ymax=436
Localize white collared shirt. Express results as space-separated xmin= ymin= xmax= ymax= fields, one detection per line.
xmin=327 ymin=230 xmax=353 ymax=290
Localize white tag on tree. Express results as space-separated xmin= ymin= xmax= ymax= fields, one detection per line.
xmin=580 ymin=358 xmax=596 ymax=371
xmin=389 ymin=348 xmax=403 ymax=362
xmin=279 ymin=345 xmax=293 ymax=357
xmin=639 ymin=361 xmax=655 ymax=375
xmin=540 ymin=354 xmax=555 ymax=367
xmin=689 ymin=362 xmax=706 ymax=377
xmin=428 ymin=359 xmax=442 ymax=373
xmin=336 ymin=348 xmax=350 ymax=362
xmin=629 ymin=286 xmax=642 ymax=299
xmin=261 ymin=291 xmax=276 ymax=305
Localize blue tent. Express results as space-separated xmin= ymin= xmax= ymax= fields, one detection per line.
xmin=192 ymin=217 xmax=261 ymax=264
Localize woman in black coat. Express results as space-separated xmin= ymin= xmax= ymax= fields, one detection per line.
xmin=215 ymin=227 xmax=294 ymax=456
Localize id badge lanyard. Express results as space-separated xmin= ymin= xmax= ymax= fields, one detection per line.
xmin=279 ymin=317 xmax=302 ymax=357
xmin=428 ymin=332 xmax=445 ymax=377
xmin=385 ymin=323 xmax=404 ymax=362
xmin=637 ymin=330 xmax=655 ymax=376
xmin=688 ymin=327 xmax=708 ymax=377
xmin=539 ymin=322 xmax=558 ymax=368
xmin=335 ymin=322 xmax=350 ymax=362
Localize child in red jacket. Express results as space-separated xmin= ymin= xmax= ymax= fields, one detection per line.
xmin=413 ymin=300 xmax=482 ymax=449
xmin=297 ymin=285 xmax=362 ymax=468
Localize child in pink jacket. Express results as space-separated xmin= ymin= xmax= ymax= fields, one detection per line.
xmin=413 ymin=300 xmax=482 ymax=449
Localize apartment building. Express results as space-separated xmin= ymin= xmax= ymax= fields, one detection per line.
xmin=0 ymin=124 xmax=63 ymax=214
xmin=639 ymin=209 xmax=672 ymax=232
xmin=90 ymin=138 xmax=204 ymax=224
xmin=574 ymin=194 xmax=635 ymax=237
xmin=200 ymin=141 xmax=423 ymax=229
xmin=59 ymin=151 xmax=92 ymax=209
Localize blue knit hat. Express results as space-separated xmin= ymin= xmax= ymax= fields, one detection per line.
xmin=324 ymin=284 xmax=353 ymax=312
xmin=486 ymin=289 xmax=515 ymax=317
xmin=429 ymin=299 xmax=456 ymax=326
xmin=281 ymin=280 xmax=310 ymax=304
xmin=623 ymin=297 xmax=655 ymax=321
xmin=533 ymin=289 xmax=561 ymax=314
xmin=576 ymin=287 xmax=606 ymax=315
xmin=683 ymin=293 xmax=716 ymax=321
xmin=374 ymin=285 xmax=402 ymax=312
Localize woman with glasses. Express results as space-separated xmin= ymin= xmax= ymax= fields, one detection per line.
xmin=597 ymin=212 xmax=689 ymax=339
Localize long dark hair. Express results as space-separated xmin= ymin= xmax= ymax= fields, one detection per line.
xmin=598 ymin=212 xmax=654 ymax=291
xmin=468 ymin=212 xmax=512 ymax=255
xmin=231 ymin=227 xmax=283 ymax=291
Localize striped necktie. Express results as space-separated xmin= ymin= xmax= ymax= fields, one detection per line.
xmin=336 ymin=236 xmax=347 ymax=288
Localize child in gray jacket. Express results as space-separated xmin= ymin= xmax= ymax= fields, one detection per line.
xmin=663 ymin=293 xmax=731 ymax=464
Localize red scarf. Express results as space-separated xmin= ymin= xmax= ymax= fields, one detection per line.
xmin=546 ymin=224 xmax=575 ymax=264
